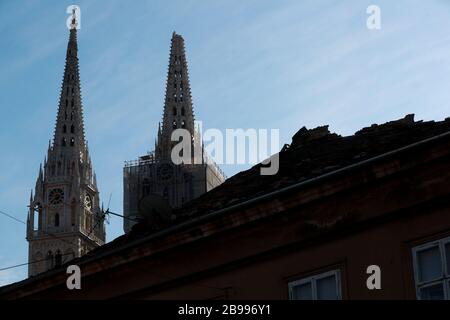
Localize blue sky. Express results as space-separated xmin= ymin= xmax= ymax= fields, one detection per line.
xmin=1 ymin=0 xmax=450 ymax=285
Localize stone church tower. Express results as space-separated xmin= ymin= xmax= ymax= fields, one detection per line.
xmin=123 ymin=32 xmax=225 ymax=233
xmin=26 ymin=16 xmax=105 ymax=277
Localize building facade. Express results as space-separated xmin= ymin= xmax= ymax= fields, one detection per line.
xmin=123 ymin=32 xmax=224 ymax=233
xmin=26 ymin=16 xmax=105 ymax=277
xmin=3 ymin=116 xmax=449 ymax=299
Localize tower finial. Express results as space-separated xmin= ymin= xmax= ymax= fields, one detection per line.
xmin=70 ymin=7 xmax=78 ymax=30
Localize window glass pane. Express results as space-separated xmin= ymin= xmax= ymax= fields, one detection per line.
xmin=417 ymin=246 xmax=442 ymax=282
xmin=445 ymin=243 xmax=450 ymax=275
xmin=419 ymin=283 xmax=445 ymax=300
xmin=316 ymin=275 xmax=338 ymax=300
xmin=291 ymin=282 xmax=312 ymax=300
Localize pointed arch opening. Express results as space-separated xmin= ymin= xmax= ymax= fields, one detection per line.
xmin=54 ymin=213 xmax=60 ymax=227
xmin=37 ymin=203 xmax=43 ymax=231
xmin=55 ymin=250 xmax=62 ymax=267
xmin=46 ymin=251 xmax=54 ymax=269
xmin=71 ymin=199 xmax=76 ymax=226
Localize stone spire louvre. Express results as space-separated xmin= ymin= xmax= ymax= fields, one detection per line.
xmin=157 ymin=32 xmax=195 ymax=160
xmin=52 ymin=18 xmax=86 ymax=155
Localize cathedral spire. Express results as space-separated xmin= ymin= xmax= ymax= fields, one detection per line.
xmin=52 ymin=22 xmax=86 ymax=156
xmin=157 ymin=32 xmax=195 ymax=160
xmin=123 ymin=32 xmax=225 ymax=234
xmin=27 ymin=19 xmax=105 ymax=277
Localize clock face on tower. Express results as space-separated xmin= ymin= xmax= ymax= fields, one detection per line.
xmin=49 ymin=188 xmax=64 ymax=205
xmin=85 ymin=194 xmax=92 ymax=210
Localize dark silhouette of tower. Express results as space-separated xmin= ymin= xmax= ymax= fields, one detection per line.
xmin=27 ymin=13 xmax=105 ymax=276
xmin=123 ymin=32 xmax=224 ymax=233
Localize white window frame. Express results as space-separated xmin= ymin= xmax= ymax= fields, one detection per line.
xmin=288 ymin=269 xmax=342 ymax=300
xmin=412 ymin=236 xmax=450 ymax=300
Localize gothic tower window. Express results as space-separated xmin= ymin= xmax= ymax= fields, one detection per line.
xmin=55 ymin=250 xmax=62 ymax=267
xmin=71 ymin=199 xmax=76 ymax=226
xmin=181 ymin=107 xmax=185 ymax=116
xmin=37 ymin=203 xmax=43 ymax=230
xmin=173 ymin=107 xmax=177 ymax=116
xmin=172 ymin=121 xmax=177 ymax=129
xmin=65 ymin=99 xmax=68 ymax=107
xmin=71 ymin=125 xmax=75 ymax=134
xmin=62 ymin=138 xmax=67 ymax=147
xmin=70 ymin=137 xmax=75 ymax=146
xmin=85 ymin=214 xmax=90 ymax=232
xmin=63 ymin=125 xmax=67 ymax=133
xmin=46 ymin=251 xmax=54 ymax=269
xmin=54 ymin=213 xmax=60 ymax=227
